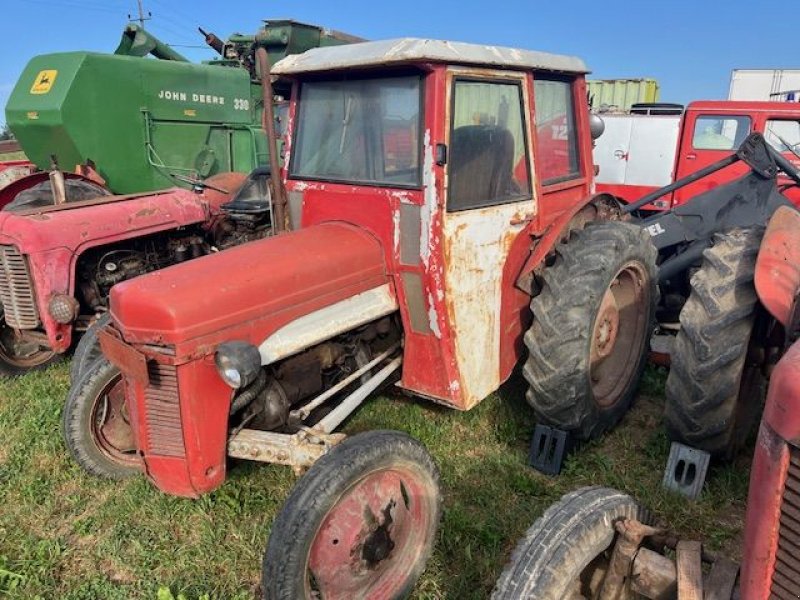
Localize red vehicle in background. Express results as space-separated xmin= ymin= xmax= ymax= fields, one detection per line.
xmin=594 ymin=100 xmax=800 ymax=209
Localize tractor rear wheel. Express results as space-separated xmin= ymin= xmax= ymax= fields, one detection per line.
xmin=262 ymin=430 xmax=441 ymax=600
xmin=70 ymin=313 xmax=111 ymax=383
xmin=524 ymin=221 xmax=658 ymax=440
xmin=492 ymin=487 xmax=649 ymax=599
xmin=665 ymin=228 xmax=767 ymax=459
xmin=62 ymin=357 xmax=140 ymax=479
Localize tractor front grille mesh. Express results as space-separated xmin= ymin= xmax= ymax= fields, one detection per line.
xmin=0 ymin=245 xmax=38 ymax=329
xmin=143 ymin=363 xmax=185 ymax=458
xmin=771 ymin=445 xmax=800 ymax=599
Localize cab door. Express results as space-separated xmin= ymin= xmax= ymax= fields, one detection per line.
xmin=672 ymin=112 xmax=752 ymax=205
xmin=441 ymin=70 xmax=535 ymax=407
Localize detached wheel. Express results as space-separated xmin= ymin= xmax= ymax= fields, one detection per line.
xmin=262 ymin=430 xmax=441 ymax=600
xmin=665 ymin=228 xmax=767 ymax=459
xmin=0 ymin=320 xmax=61 ymax=376
xmin=70 ymin=313 xmax=110 ymax=383
xmin=524 ymin=221 xmax=658 ymax=440
xmin=62 ymin=357 xmax=140 ymax=479
xmin=492 ymin=487 xmax=649 ymax=600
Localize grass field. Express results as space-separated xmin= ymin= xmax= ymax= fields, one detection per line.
xmin=0 ymin=363 xmax=751 ymax=599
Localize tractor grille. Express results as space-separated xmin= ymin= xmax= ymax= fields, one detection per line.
xmin=0 ymin=245 xmax=38 ymax=329
xmin=143 ymin=363 xmax=185 ymax=458
xmin=771 ymin=445 xmax=800 ymax=599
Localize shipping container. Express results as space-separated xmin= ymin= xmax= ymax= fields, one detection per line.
xmin=587 ymin=78 xmax=660 ymax=112
xmin=729 ymin=69 xmax=800 ymax=102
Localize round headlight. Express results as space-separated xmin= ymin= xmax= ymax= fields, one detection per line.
xmin=48 ymin=294 xmax=79 ymax=324
xmin=215 ymin=341 xmax=262 ymax=389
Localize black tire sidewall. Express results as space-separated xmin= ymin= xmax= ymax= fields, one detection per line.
xmin=62 ymin=357 xmax=138 ymax=480
xmin=70 ymin=313 xmax=111 ymax=383
xmin=262 ymin=430 xmax=441 ymax=600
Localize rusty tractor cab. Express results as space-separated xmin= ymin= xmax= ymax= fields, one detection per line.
xmin=69 ymin=38 xmax=658 ymax=597
xmin=625 ymin=133 xmax=800 ymax=460
xmin=492 ymin=205 xmax=800 ymax=600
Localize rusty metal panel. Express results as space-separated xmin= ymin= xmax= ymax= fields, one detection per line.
xmin=143 ymin=362 xmax=185 ymax=458
xmin=400 ymin=272 xmax=431 ymax=334
xmin=98 ymin=328 xmax=149 ymax=385
xmin=771 ymin=446 xmax=800 ymax=598
xmin=399 ymin=203 xmax=421 ymax=265
xmin=0 ymin=245 xmax=38 ymax=329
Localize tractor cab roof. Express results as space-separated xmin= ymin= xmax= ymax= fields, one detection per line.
xmin=271 ymin=38 xmax=589 ymax=76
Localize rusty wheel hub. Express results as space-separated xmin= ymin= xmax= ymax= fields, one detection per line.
xmin=306 ymin=468 xmax=433 ymax=599
xmin=91 ymin=374 xmax=138 ymax=466
xmin=590 ymin=262 xmax=649 ymax=409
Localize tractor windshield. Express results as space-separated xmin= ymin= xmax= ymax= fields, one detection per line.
xmin=290 ymin=75 xmax=422 ymax=188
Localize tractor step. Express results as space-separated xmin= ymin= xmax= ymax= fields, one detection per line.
xmin=662 ymin=442 xmax=710 ymax=500
xmin=528 ymin=424 xmax=577 ymax=476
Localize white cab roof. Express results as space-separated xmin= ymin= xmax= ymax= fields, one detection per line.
xmin=272 ymin=38 xmax=588 ymax=75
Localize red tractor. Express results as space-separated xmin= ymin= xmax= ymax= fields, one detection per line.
xmin=70 ymin=38 xmax=658 ymax=597
xmin=491 ymin=204 xmax=800 ymax=600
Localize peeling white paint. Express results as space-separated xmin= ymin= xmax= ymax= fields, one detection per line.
xmin=258 ymin=284 xmax=398 ymax=365
xmin=392 ymin=207 xmax=401 ymax=259
xmin=442 ymin=201 xmax=529 ymax=406
xmin=420 ymin=129 xmax=437 ymax=268
xmin=390 ymin=190 xmax=414 ymax=204
xmin=427 ymin=293 xmax=442 ymax=339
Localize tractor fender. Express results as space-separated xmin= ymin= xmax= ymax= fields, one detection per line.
xmin=515 ymin=193 xmax=623 ymax=292
xmin=0 ymin=171 xmax=105 ymax=209
xmin=755 ymin=205 xmax=800 ymax=327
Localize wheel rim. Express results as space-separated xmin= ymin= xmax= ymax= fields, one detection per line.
xmin=590 ymin=261 xmax=649 ymax=408
xmin=306 ymin=465 xmax=436 ymax=600
xmin=0 ymin=322 xmax=56 ymax=369
xmin=90 ymin=373 xmax=139 ymax=468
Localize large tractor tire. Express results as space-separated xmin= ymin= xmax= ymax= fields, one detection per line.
xmin=70 ymin=313 xmax=111 ymax=383
xmin=524 ymin=221 xmax=658 ymax=440
xmin=62 ymin=357 xmax=141 ymax=479
xmin=493 ymin=487 xmax=650 ymax=599
xmin=262 ymin=430 xmax=441 ymax=600
xmin=665 ymin=228 xmax=767 ymax=459
xmin=6 ymin=178 xmax=110 ymax=211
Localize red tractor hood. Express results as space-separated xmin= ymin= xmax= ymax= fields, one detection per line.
xmin=0 ymin=190 xmax=208 ymax=253
xmin=109 ymin=222 xmax=390 ymax=349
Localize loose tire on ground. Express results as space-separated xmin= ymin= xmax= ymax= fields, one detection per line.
xmin=6 ymin=179 xmax=110 ymax=211
xmin=492 ymin=486 xmax=650 ymax=600
xmin=524 ymin=220 xmax=658 ymax=440
xmin=70 ymin=313 xmax=111 ymax=383
xmin=62 ymin=357 xmax=140 ymax=479
xmin=262 ymin=430 xmax=441 ymax=600
xmin=665 ymin=228 xmax=767 ymax=459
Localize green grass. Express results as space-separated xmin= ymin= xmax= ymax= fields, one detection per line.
xmin=0 ymin=364 xmax=750 ymax=599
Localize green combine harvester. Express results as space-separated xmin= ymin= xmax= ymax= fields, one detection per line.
xmin=2 ymin=20 xmax=361 ymax=199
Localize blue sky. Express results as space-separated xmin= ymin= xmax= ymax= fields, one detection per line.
xmin=2 ymin=0 xmax=798 ymax=125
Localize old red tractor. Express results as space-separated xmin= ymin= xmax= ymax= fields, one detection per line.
xmin=67 ymin=38 xmax=658 ymax=597
xmin=491 ymin=204 xmax=800 ymax=599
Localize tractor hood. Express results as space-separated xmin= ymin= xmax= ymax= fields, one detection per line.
xmin=109 ymin=222 xmax=391 ymax=349
xmin=0 ymin=189 xmax=208 ymax=254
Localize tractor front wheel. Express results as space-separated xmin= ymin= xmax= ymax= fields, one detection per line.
xmin=524 ymin=221 xmax=658 ymax=440
xmin=492 ymin=487 xmax=649 ymax=600
xmin=62 ymin=357 xmax=141 ymax=479
xmin=262 ymin=430 xmax=441 ymax=600
xmin=0 ymin=320 xmax=61 ymax=376
xmin=665 ymin=228 xmax=768 ymax=459
xmin=70 ymin=313 xmax=110 ymax=383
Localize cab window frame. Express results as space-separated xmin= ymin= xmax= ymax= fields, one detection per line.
xmin=533 ymin=74 xmax=582 ymax=186
xmin=446 ymin=75 xmax=533 ymax=212
xmin=691 ymin=114 xmax=752 ymax=151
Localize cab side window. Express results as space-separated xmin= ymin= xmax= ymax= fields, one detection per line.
xmin=692 ymin=116 xmax=751 ymax=150
xmin=765 ymin=119 xmax=800 ymax=154
xmin=533 ymin=78 xmax=580 ymax=184
xmin=447 ymin=79 xmax=531 ymax=211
